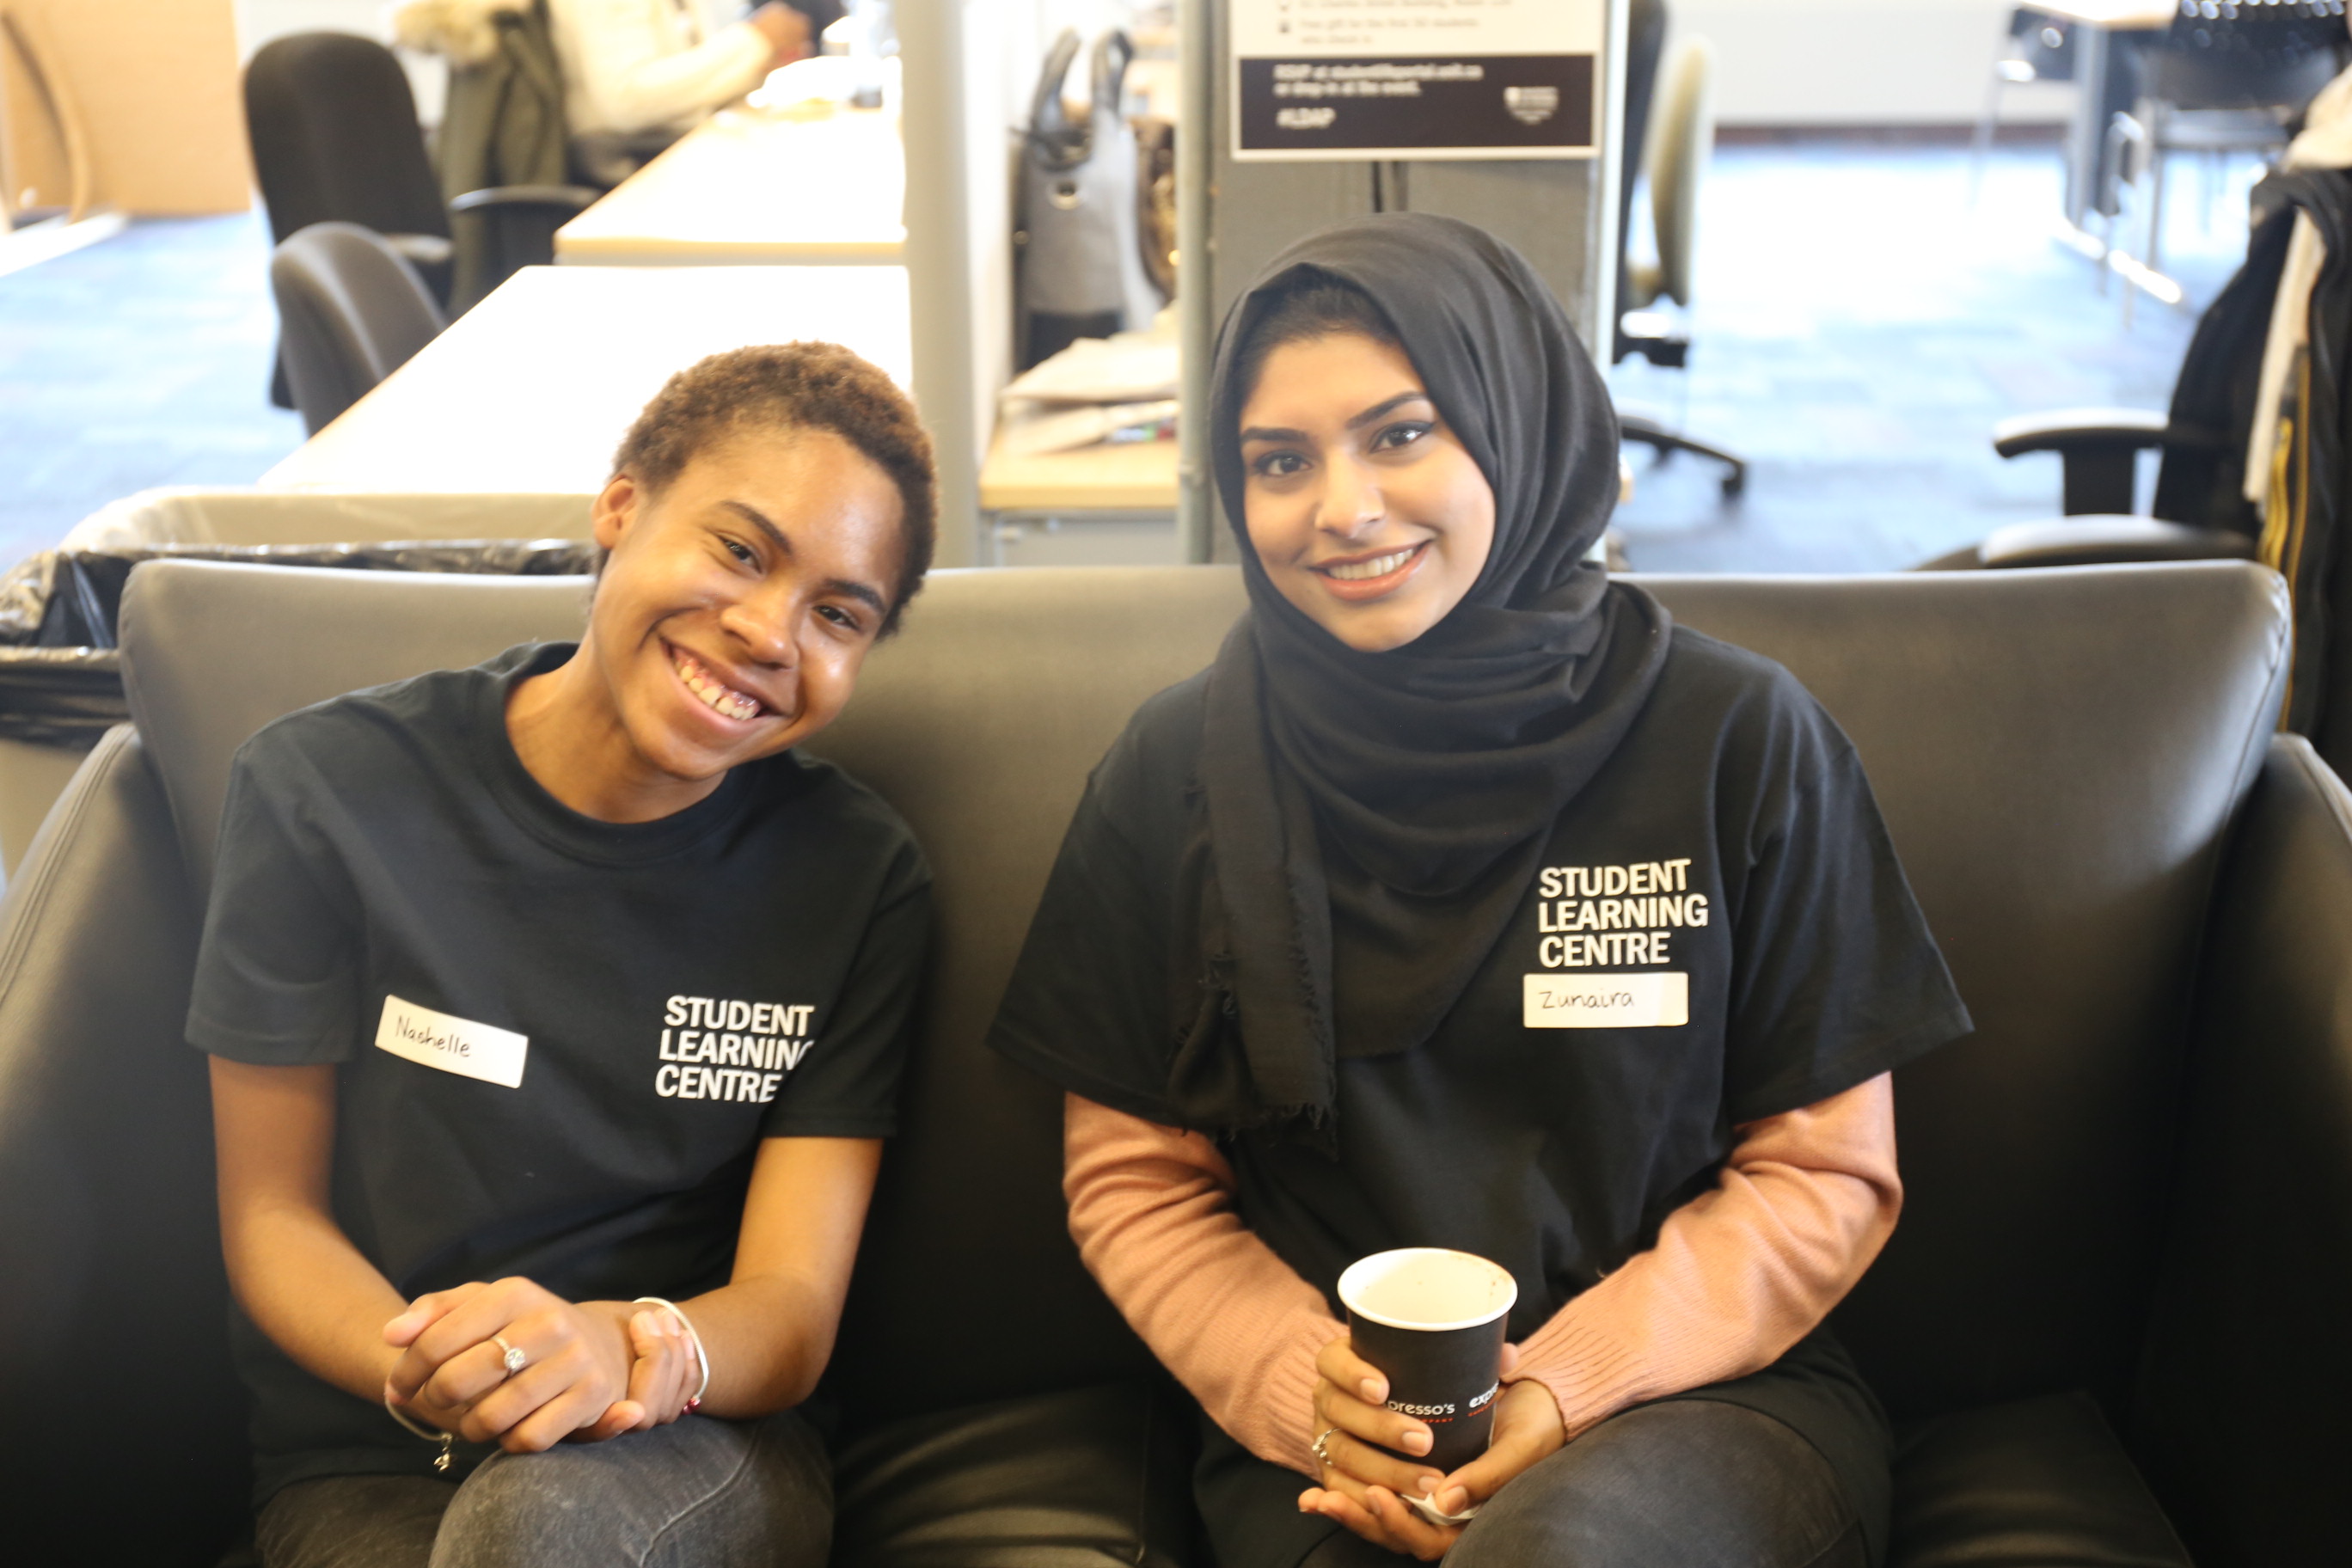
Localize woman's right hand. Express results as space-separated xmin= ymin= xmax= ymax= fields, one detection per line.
xmin=383 ymin=1277 xmax=644 ymax=1452
xmin=1297 ymin=1336 xmax=1455 ymax=1548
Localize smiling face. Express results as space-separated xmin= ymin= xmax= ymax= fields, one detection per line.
xmin=530 ymin=426 xmax=904 ymax=820
xmin=1238 ymin=331 xmax=1497 ymax=653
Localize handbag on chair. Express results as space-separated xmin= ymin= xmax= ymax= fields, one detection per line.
xmin=1014 ymin=29 xmax=1166 ymax=370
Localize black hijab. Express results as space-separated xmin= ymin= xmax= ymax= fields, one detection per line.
xmin=1189 ymin=211 xmax=1670 ymax=1144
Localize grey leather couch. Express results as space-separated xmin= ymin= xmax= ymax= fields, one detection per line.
xmin=1 ymin=559 xmax=2346 ymax=1567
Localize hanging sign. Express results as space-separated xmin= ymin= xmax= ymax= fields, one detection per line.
xmin=1230 ymin=0 xmax=1604 ymax=162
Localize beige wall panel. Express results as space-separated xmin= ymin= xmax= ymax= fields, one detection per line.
xmin=0 ymin=27 xmax=70 ymax=215
xmin=1 ymin=0 xmax=249 ymax=216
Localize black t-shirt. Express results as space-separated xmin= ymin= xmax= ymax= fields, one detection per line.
xmin=989 ymin=627 xmax=1969 ymax=1547
xmin=189 ymin=642 xmax=930 ymax=1502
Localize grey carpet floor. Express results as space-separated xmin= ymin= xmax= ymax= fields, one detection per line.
xmin=0 ymin=211 xmax=303 ymax=571
xmin=1607 ymin=139 xmax=2247 ymax=572
xmin=0 ymin=140 xmax=2264 ymax=575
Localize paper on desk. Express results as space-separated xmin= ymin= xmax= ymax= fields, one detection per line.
xmin=1001 ymin=309 xmax=1179 ymax=406
xmin=748 ymin=54 xmax=898 ymax=111
xmin=999 ymin=400 xmax=1178 ymax=457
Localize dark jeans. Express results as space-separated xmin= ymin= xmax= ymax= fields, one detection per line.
xmin=1218 ymin=1400 xmax=1869 ymax=1568
xmin=255 ymin=1410 xmax=830 ymax=1568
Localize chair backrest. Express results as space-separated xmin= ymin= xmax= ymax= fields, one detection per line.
xmin=1645 ymin=36 xmax=1714 ymax=310
xmin=2149 ymin=0 xmax=2346 ymax=109
xmin=95 ymin=556 xmax=2288 ymax=1430
xmin=269 ymin=222 xmax=447 ymax=434
xmin=1613 ymin=0 xmax=1668 ymax=358
xmin=244 ymin=32 xmax=450 ymax=248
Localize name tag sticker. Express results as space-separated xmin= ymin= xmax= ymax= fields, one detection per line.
xmin=1523 ymin=972 xmax=1689 ymax=1029
xmin=375 ymin=995 xmax=528 ymax=1087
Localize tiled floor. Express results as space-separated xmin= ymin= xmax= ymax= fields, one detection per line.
xmin=0 ymin=140 xmax=2268 ymax=576
xmin=1607 ymin=139 xmax=2254 ymax=573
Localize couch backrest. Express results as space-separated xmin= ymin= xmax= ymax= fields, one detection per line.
xmin=107 ymin=559 xmax=2290 ymax=1429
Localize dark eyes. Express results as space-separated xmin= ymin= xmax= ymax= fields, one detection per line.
xmin=816 ymin=604 xmax=860 ymax=630
xmin=721 ymin=536 xmax=757 ymax=566
xmin=1246 ymin=420 xmax=1430 ymax=479
xmin=1252 ymin=451 xmax=1309 ymax=479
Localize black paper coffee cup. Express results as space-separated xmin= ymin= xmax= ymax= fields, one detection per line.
xmin=1337 ymin=1248 xmax=1518 ymax=1473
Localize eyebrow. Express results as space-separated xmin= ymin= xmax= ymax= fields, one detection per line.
xmin=1237 ymin=389 xmax=1435 ymax=445
xmin=720 ymin=499 xmax=891 ymax=619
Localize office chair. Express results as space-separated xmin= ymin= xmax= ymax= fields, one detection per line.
xmin=1973 ymin=7 xmax=2077 ymax=200
xmin=1613 ymin=0 xmax=1747 ymax=499
xmin=268 ymin=222 xmax=448 ymax=436
xmin=1928 ymin=166 xmax=2352 ymax=779
xmin=243 ymin=30 xmax=594 ymax=403
xmin=2106 ymin=0 xmax=2346 ymax=302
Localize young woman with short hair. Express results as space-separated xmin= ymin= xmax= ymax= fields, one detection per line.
xmin=199 ymin=342 xmax=933 ymax=1568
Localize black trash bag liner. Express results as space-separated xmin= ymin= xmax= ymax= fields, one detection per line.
xmin=0 ymin=539 xmax=597 ymax=746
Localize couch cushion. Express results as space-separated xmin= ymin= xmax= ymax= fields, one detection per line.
xmin=1891 ymin=1393 xmax=2191 ymax=1568
xmin=0 ymin=726 xmax=248 ymax=1563
xmin=831 ymin=1382 xmax=1199 ymax=1568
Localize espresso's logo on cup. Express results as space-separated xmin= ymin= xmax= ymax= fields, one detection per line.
xmin=1337 ymin=1248 xmax=1518 ymax=1474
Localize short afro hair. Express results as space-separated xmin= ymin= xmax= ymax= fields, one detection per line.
xmin=611 ymin=342 xmax=937 ymax=634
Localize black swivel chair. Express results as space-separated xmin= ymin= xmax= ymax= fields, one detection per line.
xmin=1613 ymin=0 xmax=1747 ymax=498
xmin=268 ymin=222 xmax=448 ymax=435
xmin=2106 ymin=0 xmax=2347 ymax=297
xmin=243 ymin=31 xmax=595 ymax=404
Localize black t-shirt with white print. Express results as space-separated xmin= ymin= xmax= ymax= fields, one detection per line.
xmin=188 ymin=642 xmax=930 ymax=1503
xmin=989 ymin=626 xmax=1969 ymax=1553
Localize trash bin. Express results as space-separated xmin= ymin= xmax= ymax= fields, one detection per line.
xmin=0 ymin=488 xmax=597 ymax=881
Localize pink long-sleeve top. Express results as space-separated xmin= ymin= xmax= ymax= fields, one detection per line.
xmin=1063 ymin=1075 xmax=1902 ymax=1477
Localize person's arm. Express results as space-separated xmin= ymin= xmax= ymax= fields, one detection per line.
xmin=212 ymin=1058 xmax=423 ymax=1406
xmin=1064 ymin=1093 xmax=1345 ymax=1474
xmin=385 ymin=1135 xmax=879 ymax=1435
xmin=552 ymin=0 xmax=800 ymax=136
xmin=216 ymin=1057 xmax=685 ymax=1449
xmin=670 ymin=1135 xmax=882 ymax=1415
xmin=1505 ymin=1072 xmax=1901 ymax=1437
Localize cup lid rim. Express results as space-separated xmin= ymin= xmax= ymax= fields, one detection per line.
xmin=1337 ymin=1247 xmax=1519 ymax=1332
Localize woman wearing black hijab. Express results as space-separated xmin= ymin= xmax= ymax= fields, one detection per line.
xmin=989 ymin=214 xmax=1968 ymax=1566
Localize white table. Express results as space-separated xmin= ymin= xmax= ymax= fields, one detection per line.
xmin=554 ymin=103 xmax=905 ymax=266
xmin=263 ymin=266 xmax=911 ymax=492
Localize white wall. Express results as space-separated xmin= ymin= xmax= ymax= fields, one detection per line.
xmin=1676 ymin=0 xmax=2074 ymax=126
xmin=236 ymin=0 xmax=446 ymax=121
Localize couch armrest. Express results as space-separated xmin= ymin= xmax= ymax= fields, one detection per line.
xmin=0 ymin=726 xmax=245 ymax=1556
xmin=1977 ymin=518 xmax=2257 ymax=569
xmin=2132 ymin=735 xmax=2352 ymax=1565
xmin=449 ymin=183 xmax=602 ymax=217
xmin=1991 ymin=409 xmax=2224 ymax=515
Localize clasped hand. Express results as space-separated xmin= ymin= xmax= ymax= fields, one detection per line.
xmin=381 ymin=1278 xmax=700 ymax=1453
xmin=1299 ymin=1338 xmax=1565 ymax=1560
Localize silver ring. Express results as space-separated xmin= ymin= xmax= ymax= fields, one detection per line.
xmin=493 ymin=1335 xmax=527 ymax=1377
xmin=1312 ymin=1426 xmax=1340 ymax=1468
